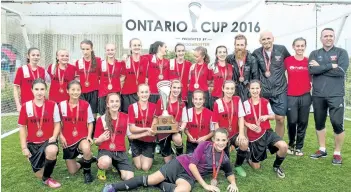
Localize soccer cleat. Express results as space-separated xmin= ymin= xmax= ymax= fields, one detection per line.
xmin=102 ymin=184 xmax=115 ymax=192
xmin=295 ymin=149 xmax=304 ymax=156
xmin=43 ymin=178 xmax=61 ymax=188
xmin=332 ymin=155 xmax=342 ymax=165
xmin=84 ymin=172 xmax=94 ymax=183
xmin=287 ymin=146 xmax=295 ymax=155
xmin=310 ymin=150 xmax=327 ymax=159
xmin=273 ymin=167 xmax=285 ymax=179
xmin=97 ymin=169 xmax=107 ymax=181
xmin=234 ymin=166 xmax=247 ymax=177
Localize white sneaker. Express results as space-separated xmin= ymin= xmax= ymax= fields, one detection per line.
xmin=128 ymin=148 xmax=132 ymax=155
xmin=155 ymin=145 xmax=160 ymax=154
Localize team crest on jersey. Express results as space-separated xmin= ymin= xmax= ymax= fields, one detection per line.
xmin=330 ymin=55 xmax=337 ymax=61
xmin=275 ymin=56 xmax=281 ymax=62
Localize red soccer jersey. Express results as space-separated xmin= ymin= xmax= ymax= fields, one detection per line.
xmin=13 ymin=65 xmax=46 ymax=104
xmin=75 ymin=57 xmax=102 ymax=93
xmin=185 ymin=107 xmax=213 ymax=141
xmin=59 ymin=100 xmax=94 ymax=146
xmin=210 ymin=64 xmax=233 ymax=98
xmin=212 ymin=96 xmax=245 ymax=138
xmin=47 ymin=64 xmax=77 ymax=103
xmin=284 ymin=56 xmax=311 ymax=96
xmin=188 ymin=63 xmax=212 ymax=92
xmin=121 ymin=56 xmax=147 ymax=95
xmin=98 ymin=60 xmax=125 ymax=97
xmin=168 ymin=59 xmax=192 ymax=101
xmin=128 ymin=102 xmax=156 ymax=142
xmin=94 ymin=112 xmax=129 ymax=152
xmin=145 ymin=54 xmax=170 ymax=94
xmin=243 ymin=98 xmax=273 ymax=141
xmin=18 ymin=100 xmax=60 ymax=143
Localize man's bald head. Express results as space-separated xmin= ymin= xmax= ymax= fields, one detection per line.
xmin=259 ymin=30 xmax=274 ymax=50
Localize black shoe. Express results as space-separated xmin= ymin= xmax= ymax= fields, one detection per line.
xmin=310 ymin=150 xmax=327 ymax=159
xmin=332 ymin=155 xmax=342 ymax=165
xmin=84 ymin=172 xmax=94 ymax=183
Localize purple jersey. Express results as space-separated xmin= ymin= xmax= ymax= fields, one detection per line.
xmin=176 ymin=141 xmax=233 ymax=179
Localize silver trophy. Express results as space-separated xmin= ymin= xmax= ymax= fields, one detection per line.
xmin=157 ymin=80 xmax=172 ymax=116
xmin=188 ymin=2 xmax=202 ymax=32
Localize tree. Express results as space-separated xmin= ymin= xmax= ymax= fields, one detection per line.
xmin=165 ymin=51 xmax=196 ymax=63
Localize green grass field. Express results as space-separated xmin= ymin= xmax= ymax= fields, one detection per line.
xmin=1 ymin=115 xmax=350 ymax=192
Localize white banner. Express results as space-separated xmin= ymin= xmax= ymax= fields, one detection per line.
xmin=122 ymin=0 xmax=266 ymax=56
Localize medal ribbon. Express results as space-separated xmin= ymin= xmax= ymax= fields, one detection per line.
xmin=223 ymin=98 xmax=234 ymax=130
xmin=57 ymin=65 xmax=66 ymax=89
xmin=262 ymin=50 xmax=271 ymax=73
xmin=194 ymin=108 xmax=203 ymax=134
xmin=168 ymin=99 xmax=180 ymax=121
xmin=83 ymin=59 xmax=92 ymax=83
xmin=194 ymin=63 xmax=204 ymax=86
xmin=212 ymin=144 xmax=225 ymax=180
xmin=33 ymin=101 xmax=45 ymax=135
xmin=69 ymin=101 xmax=80 ymax=133
xmin=110 ymin=112 xmax=120 ymax=144
xmin=176 ymin=61 xmax=185 ymax=81
xmin=235 ymin=56 xmax=246 ymax=78
xmin=131 ymin=57 xmax=140 ymax=85
xmin=28 ymin=64 xmax=39 ymax=80
xmin=138 ymin=102 xmax=149 ymax=127
xmin=249 ymin=98 xmax=261 ymax=126
xmin=107 ymin=60 xmax=116 ymax=86
xmin=158 ymin=58 xmax=164 ymax=77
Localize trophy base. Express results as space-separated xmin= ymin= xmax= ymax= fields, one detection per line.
xmin=152 ymin=115 xmax=178 ymax=134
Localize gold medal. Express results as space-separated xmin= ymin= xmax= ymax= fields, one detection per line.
xmin=85 ymin=81 xmax=90 ymax=87
xmin=36 ymin=130 xmax=43 ymax=137
xmin=194 ymin=83 xmax=199 ymax=89
xmin=72 ymin=129 xmax=78 ymax=137
xmin=239 ymin=76 xmax=244 ymax=82
xmin=158 ymin=74 xmax=164 ymax=80
xmin=265 ymin=71 xmax=271 ymax=77
xmin=107 ymin=84 xmax=113 ymax=90
xmin=109 ymin=143 xmax=116 ymax=150
xmin=210 ymin=179 xmax=218 ymax=186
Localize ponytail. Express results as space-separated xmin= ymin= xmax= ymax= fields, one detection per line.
xmin=149 ymin=41 xmax=165 ymax=55
xmin=194 ymin=46 xmax=210 ymax=64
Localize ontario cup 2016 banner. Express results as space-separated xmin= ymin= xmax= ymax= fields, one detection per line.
xmin=122 ymin=0 xmax=266 ymax=56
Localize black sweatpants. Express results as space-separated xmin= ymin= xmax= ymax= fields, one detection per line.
xmin=286 ymin=93 xmax=311 ymax=150
xmin=312 ymin=96 xmax=345 ymax=134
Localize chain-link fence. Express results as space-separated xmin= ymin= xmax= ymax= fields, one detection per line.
xmin=1 ymin=2 xmax=351 ymax=134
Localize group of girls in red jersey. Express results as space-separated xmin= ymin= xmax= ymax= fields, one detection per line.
xmin=18 ymin=36 xmax=317 ymax=189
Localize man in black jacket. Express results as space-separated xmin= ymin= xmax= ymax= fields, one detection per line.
xmin=308 ymin=28 xmax=349 ymax=165
xmin=226 ymin=34 xmax=258 ymax=101
xmin=252 ymin=31 xmax=290 ymax=138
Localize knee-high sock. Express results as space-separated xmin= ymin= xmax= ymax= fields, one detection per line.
xmin=235 ymin=149 xmax=247 ymax=167
xmin=111 ymin=175 xmax=148 ymax=190
xmin=42 ymin=159 xmax=57 ymax=181
xmin=81 ymin=158 xmax=92 ymax=174
xmin=273 ymin=155 xmax=285 ymax=168
xmin=155 ymin=181 xmax=176 ymax=192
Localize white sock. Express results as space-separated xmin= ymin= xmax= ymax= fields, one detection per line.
xmin=333 ymin=151 xmax=341 ymax=156
xmin=319 ymin=147 xmax=326 ymax=152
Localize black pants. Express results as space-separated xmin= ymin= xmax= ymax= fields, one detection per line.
xmin=287 ymin=93 xmax=311 ymax=149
